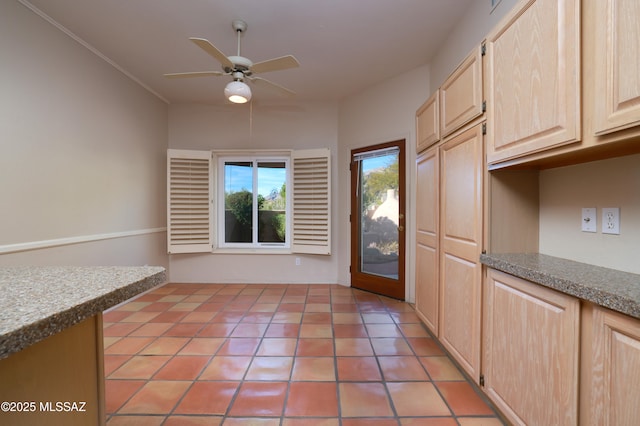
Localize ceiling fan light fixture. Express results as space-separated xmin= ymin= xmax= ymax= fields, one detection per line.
xmin=225 ymin=80 xmax=252 ymax=103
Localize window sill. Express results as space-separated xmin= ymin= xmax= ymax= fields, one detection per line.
xmin=212 ymin=248 xmax=292 ymax=255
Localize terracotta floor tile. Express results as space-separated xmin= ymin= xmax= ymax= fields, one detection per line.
xmin=194 ymin=302 xmax=225 ymax=312
xmin=199 ymin=356 xmax=252 ymax=380
xmin=217 ymin=337 xmax=261 ymax=356
xmin=457 ymin=418 xmax=505 ymax=426
xmin=249 ymin=304 xmax=279 ymax=314
xmin=103 ymin=336 xmax=122 ymax=349
xmin=157 ymin=295 xmax=188 ymax=303
xmin=332 ymin=313 xmax=363 ymax=324
xmin=197 ymin=323 xmax=237 ymax=337
xmin=213 ymin=311 xmax=245 ymax=322
xmin=223 ymin=418 xmax=281 ymax=426
xmin=129 ymin=322 xmax=174 ymax=337
xmin=153 ymin=355 xmax=210 ymax=380
xmin=103 ymin=310 xmax=133 ymax=323
xmin=282 ymin=419 xmax=339 ymax=426
xmin=104 ymin=355 xmax=132 ymax=376
xmin=139 ymin=337 xmax=190 ymax=355
xmin=386 ymin=382 xmax=450 ymax=417
xmin=106 ymin=415 xmax=165 ymax=425
xmin=378 ymin=356 xmax=430 ymax=381
xmin=342 ymin=419 xmax=400 ymax=426
xmin=116 ymin=301 xmax=152 ymax=311
xmin=285 ymin=382 xmax=338 ymax=417
xmin=180 ymin=311 xmax=216 ymax=323
xmin=105 ymin=337 xmax=155 ymax=355
xmin=245 ymin=356 xmax=293 ymax=380
xmin=398 ymin=323 xmax=430 ymax=337
xmin=362 ymin=313 xmax=395 ymax=324
xmin=122 ymin=311 xmax=162 ymax=323
xmin=436 ymin=382 xmax=495 ymax=416
xmin=183 ymin=295 xmax=212 ymax=303
xmin=331 ymin=303 xmax=359 ymax=313
xmin=276 ymin=303 xmax=305 ymax=313
xmin=299 ymin=323 xmax=333 ymax=338
xmin=406 ymin=337 xmax=444 ymax=356
xmin=391 ymin=312 xmax=422 ymax=324
xmin=148 ymin=311 xmax=189 ymax=323
xmin=264 ymin=323 xmax=300 ymax=338
xmin=179 ymin=337 xmax=225 ymax=355
xmin=333 ymin=324 xmax=368 ymax=338
xmin=365 ymin=324 xmax=403 ymax=338
xmin=105 ymin=379 xmax=145 ymax=413
xmin=163 ymin=322 xmax=206 ymax=337
xmin=164 ymin=415 xmax=222 ymax=425
xmin=119 ymin=380 xmax=190 ymax=414
xmin=173 ymin=381 xmax=239 ymax=415
xmin=419 ymin=356 xmax=464 ymax=381
xmin=304 ymin=303 xmax=331 ymax=313
xmin=338 ymin=382 xmax=394 ymax=417
xmin=296 ymin=338 xmax=334 ymax=356
xmin=302 ymin=312 xmax=332 ymax=323
xmin=336 ymin=356 xmax=382 ymax=381
xmin=371 ymin=338 xmax=414 ymax=356
xmin=231 ymin=323 xmax=268 ymax=337
xmin=271 ymin=312 xmax=303 ymax=323
xmin=140 ymin=302 xmax=174 ymax=312
xmin=242 ymin=312 xmax=275 ymax=322
xmin=399 ymin=418 xmax=458 ymax=426
xmin=257 ymin=338 xmax=298 ymax=356
xmin=104 ymin=322 xmax=142 ymax=337
xmin=110 ymin=355 xmax=171 ymax=379
xmin=291 ymin=357 xmax=335 ymax=381
xmin=228 ymin=381 xmax=288 ymax=417
xmin=335 ymin=338 xmax=374 ymax=356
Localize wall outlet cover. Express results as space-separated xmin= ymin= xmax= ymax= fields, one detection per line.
xmin=602 ymin=207 xmax=620 ymax=235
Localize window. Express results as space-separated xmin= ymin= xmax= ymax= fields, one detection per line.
xmin=167 ymin=148 xmax=331 ymax=255
xmin=219 ymin=157 xmax=289 ymax=248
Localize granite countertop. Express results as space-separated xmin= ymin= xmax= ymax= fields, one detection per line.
xmin=480 ymin=253 xmax=640 ymax=319
xmin=0 ymin=266 xmax=166 ymax=360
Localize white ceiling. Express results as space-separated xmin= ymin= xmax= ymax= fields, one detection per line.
xmin=22 ymin=0 xmax=475 ymax=105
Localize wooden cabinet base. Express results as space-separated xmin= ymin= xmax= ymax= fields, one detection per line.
xmin=0 ymin=315 xmax=105 ymax=426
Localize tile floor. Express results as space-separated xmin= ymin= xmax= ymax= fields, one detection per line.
xmin=103 ymin=283 xmax=505 ymax=425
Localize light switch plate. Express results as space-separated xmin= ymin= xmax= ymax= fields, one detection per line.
xmin=581 ymin=208 xmax=597 ymax=232
xmin=602 ymin=207 xmax=620 ymax=235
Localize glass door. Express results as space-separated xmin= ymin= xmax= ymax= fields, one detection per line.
xmin=350 ymin=140 xmax=405 ymax=300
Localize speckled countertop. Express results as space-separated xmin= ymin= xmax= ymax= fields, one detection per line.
xmin=480 ymin=253 xmax=640 ymax=319
xmin=0 ymin=266 xmax=166 ymax=360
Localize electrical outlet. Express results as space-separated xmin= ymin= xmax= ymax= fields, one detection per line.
xmin=602 ymin=208 xmax=620 ymax=235
xmin=581 ymin=208 xmax=597 ymax=232
xmin=295 ymin=257 xmax=301 ymax=266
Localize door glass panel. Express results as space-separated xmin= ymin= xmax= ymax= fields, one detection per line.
xmin=257 ymin=161 xmax=287 ymax=243
xmin=358 ymin=151 xmax=399 ymax=279
xmin=224 ymin=161 xmax=253 ymax=243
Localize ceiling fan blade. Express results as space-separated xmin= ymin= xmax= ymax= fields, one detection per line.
xmin=250 ymin=76 xmax=296 ymax=97
xmin=189 ymin=37 xmax=234 ymax=69
xmin=250 ymin=55 xmax=300 ymax=74
xmin=164 ymin=71 xmax=226 ymax=78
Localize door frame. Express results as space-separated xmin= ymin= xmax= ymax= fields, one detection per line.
xmin=350 ymin=139 xmax=406 ymax=300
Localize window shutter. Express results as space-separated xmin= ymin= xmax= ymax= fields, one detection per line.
xmin=291 ymin=148 xmax=331 ymax=255
xmin=167 ymin=149 xmax=213 ymax=253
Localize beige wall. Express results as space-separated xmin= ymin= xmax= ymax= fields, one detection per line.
xmin=337 ymin=64 xmax=431 ymax=302
xmin=167 ymin=102 xmax=340 ymax=284
xmin=539 ymin=154 xmax=640 ymax=274
xmin=0 ymin=0 xmax=169 ymax=268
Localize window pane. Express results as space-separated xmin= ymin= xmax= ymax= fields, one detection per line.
xmin=224 ymin=161 xmax=253 ymax=243
xmin=257 ymin=161 xmax=286 ymax=243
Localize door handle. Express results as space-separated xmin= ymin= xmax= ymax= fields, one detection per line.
xmin=397 ymin=225 xmax=404 ymax=232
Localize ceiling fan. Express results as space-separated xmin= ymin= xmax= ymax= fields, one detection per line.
xmin=164 ymin=20 xmax=300 ymax=104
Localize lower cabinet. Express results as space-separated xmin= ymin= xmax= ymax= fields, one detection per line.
xmin=585 ymin=305 xmax=640 ymax=425
xmin=483 ymin=268 xmax=580 ymax=425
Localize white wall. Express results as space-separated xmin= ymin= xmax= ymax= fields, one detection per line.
xmin=337 ymin=64 xmax=431 ymax=302
xmin=539 ymin=154 xmax=640 ymax=274
xmin=0 ymin=0 xmax=169 ymax=268
xmin=167 ymin=101 xmax=340 ymax=283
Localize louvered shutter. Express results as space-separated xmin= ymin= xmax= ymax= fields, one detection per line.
xmin=291 ymin=148 xmax=331 ymax=255
xmin=167 ymin=149 xmax=213 ymax=253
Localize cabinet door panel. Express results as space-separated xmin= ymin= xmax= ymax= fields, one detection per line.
xmin=484 ymin=269 xmax=579 ymax=426
xmin=415 ymin=147 xmax=439 ymax=334
xmin=486 ymin=0 xmax=580 ymax=164
xmin=590 ymin=307 xmax=640 ymax=425
xmin=416 ymin=91 xmax=440 ymax=152
xmin=440 ymin=46 xmax=483 ymax=138
xmin=594 ymin=0 xmax=640 ymax=135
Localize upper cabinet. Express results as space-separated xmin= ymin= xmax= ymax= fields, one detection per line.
xmin=485 ymin=0 xmax=581 ymax=165
xmin=593 ymin=0 xmax=640 ymax=135
xmin=440 ymin=46 xmax=484 ymax=138
xmin=416 ymin=91 xmax=440 ymax=153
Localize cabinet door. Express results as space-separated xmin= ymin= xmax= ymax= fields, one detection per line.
xmin=485 ymin=0 xmax=581 ymax=164
xmin=483 ymin=269 xmax=580 ymax=426
xmin=415 ymin=146 xmax=439 ymax=334
xmin=439 ymin=124 xmax=483 ymax=381
xmin=590 ymin=306 xmax=640 ymax=425
xmin=440 ymin=46 xmax=483 ymax=138
xmin=594 ymin=0 xmax=640 ymax=135
xmin=416 ymin=91 xmax=440 ymax=153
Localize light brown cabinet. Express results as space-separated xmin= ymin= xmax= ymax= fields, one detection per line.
xmin=415 ymin=146 xmax=439 ymax=333
xmin=593 ymin=0 xmax=640 ymax=135
xmin=584 ymin=305 xmax=640 ymax=425
xmin=485 ymin=0 xmax=581 ymax=165
xmin=438 ymin=124 xmax=484 ymax=382
xmin=483 ymin=269 xmax=580 ymax=425
xmin=416 ymin=91 xmax=440 ymax=153
xmin=440 ymin=46 xmax=483 ymax=138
